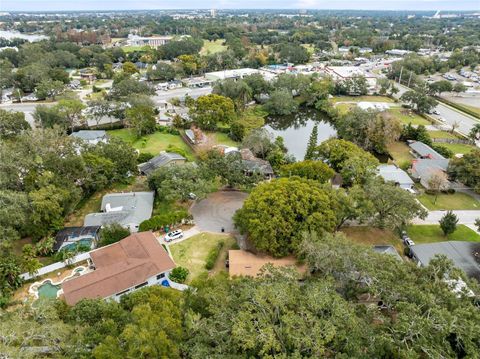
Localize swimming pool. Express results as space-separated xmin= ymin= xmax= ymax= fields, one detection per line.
xmin=60 ymin=238 xmax=93 ymax=252
xmin=37 ymin=280 xmax=61 ymax=299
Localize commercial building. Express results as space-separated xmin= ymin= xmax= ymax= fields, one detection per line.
xmin=127 ymin=34 xmax=173 ymax=47
xmin=62 ymin=232 xmax=176 ymax=305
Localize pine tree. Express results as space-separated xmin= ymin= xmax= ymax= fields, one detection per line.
xmin=439 ymin=211 xmax=458 ymax=236
xmin=304 ymin=124 xmax=318 ymax=160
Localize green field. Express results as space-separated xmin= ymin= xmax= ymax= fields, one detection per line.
xmin=389 ymin=108 xmax=430 ymax=126
xmin=407 ymin=225 xmax=480 ymax=244
xmin=122 ymin=45 xmax=151 ymax=53
xmin=440 ymin=142 xmax=476 ymax=155
xmin=330 ymin=95 xmax=395 ymax=103
xmin=108 ymin=129 xmax=195 ymax=160
xmin=387 ymin=141 xmax=414 ymax=167
xmin=207 ymin=132 xmax=240 ymax=147
xmin=418 ymin=191 xmax=479 ymax=210
xmin=200 ymin=39 xmax=228 ymax=55
xmin=428 ymin=131 xmax=458 ymax=140
xmin=170 ymin=233 xmax=236 ymax=282
xmin=341 ymin=226 xmax=403 ymax=253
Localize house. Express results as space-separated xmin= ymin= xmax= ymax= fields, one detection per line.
xmin=134 ymin=61 xmax=147 ymax=70
xmin=377 ymin=164 xmax=414 ymax=190
xmin=168 ymin=80 xmax=183 ymax=90
xmin=70 ymin=130 xmax=108 ymax=145
xmin=138 ymin=152 xmax=186 ymax=175
xmin=323 ymin=66 xmax=377 ymax=92
xmin=373 ymin=245 xmax=402 ymax=261
xmin=182 ymin=76 xmax=213 ymax=88
xmin=410 ymin=241 xmax=480 ymax=282
xmin=408 ymin=141 xmax=450 ymax=189
xmin=84 ymin=192 xmax=154 ymax=232
xmin=79 ymin=69 xmax=96 ymax=83
xmin=61 ymin=232 xmax=176 ymax=305
xmin=54 ymin=226 xmax=100 ymax=252
xmin=385 ymin=49 xmax=412 ymax=57
xmin=240 ymin=148 xmax=274 ymax=179
xmin=228 ymin=250 xmax=306 ymax=277
xmin=409 ymin=140 xmax=445 ymax=160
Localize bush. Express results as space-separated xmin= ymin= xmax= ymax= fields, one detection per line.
xmin=137 ymin=152 xmax=155 ymax=164
xmin=169 ymin=266 xmax=189 ymax=283
xmin=447 ymin=188 xmax=456 ymax=194
xmin=138 ymin=209 xmax=190 ymax=232
xmin=98 ymin=223 xmax=130 ymax=247
xmin=166 ymin=144 xmax=189 ymax=159
xmin=156 ymin=125 xmax=180 ymax=135
xmin=205 ymin=241 xmax=224 ymax=270
xmin=432 ymin=144 xmax=454 ymax=159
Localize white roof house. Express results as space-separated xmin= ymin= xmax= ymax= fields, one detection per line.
xmin=377 ymin=164 xmax=414 ymax=190
xmin=70 ymin=130 xmax=108 ymax=145
xmin=84 ymin=192 xmax=154 ymax=232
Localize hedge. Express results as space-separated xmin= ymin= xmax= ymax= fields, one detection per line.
xmin=205 ymin=241 xmax=224 ymax=270
xmin=139 ymin=209 xmax=190 ymax=232
xmin=156 ymin=125 xmax=180 ymax=135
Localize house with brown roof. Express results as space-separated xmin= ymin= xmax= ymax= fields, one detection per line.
xmin=228 ymin=250 xmax=306 ymax=277
xmin=61 ymin=232 xmax=176 ymax=305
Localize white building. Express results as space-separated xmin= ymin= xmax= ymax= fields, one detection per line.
xmin=127 ymin=34 xmax=174 ymax=47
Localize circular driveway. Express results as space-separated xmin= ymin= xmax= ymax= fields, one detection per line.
xmin=190 ymin=191 xmax=248 ymax=233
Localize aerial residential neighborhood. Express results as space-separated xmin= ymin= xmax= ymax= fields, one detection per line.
xmin=1 ymin=2 xmax=480 ymax=358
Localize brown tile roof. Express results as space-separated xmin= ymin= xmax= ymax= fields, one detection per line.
xmin=62 ymin=232 xmax=175 ymax=305
xmin=228 ymin=250 xmax=306 ymax=277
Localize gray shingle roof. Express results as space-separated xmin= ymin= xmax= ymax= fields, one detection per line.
xmin=84 ymin=192 xmax=154 ymax=231
xmin=373 ymin=245 xmax=402 ymax=261
xmin=411 ymin=241 xmax=480 ymax=282
xmin=410 ymin=158 xmax=450 ymax=179
xmin=138 ymin=152 xmax=186 ymax=175
xmin=243 ymin=159 xmax=274 ymax=176
xmin=409 ymin=141 xmax=445 ymax=160
xmin=377 ymin=165 xmax=414 ymax=187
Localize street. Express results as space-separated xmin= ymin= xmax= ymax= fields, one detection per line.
xmin=393 ymin=83 xmax=479 ymax=138
xmin=413 ymin=210 xmax=480 ymax=225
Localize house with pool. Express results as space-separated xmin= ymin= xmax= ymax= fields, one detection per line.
xmin=61 ymin=231 xmax=177 ymax=305
xmin=54 ymin=226 xmax=100 ymax=252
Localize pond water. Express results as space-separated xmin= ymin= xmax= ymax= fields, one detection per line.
xmin=0 ymin=30 xmax=48 ymax=42
xmin=265 ymin=108 xmax=336 ymax=160
xmin=38 ymin=280 xmax=60 ymax=299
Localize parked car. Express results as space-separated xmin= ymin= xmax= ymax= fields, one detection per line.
xmin=404 ymin=238 xmax=415 ymax=247
xmin=165 ymin=230 xmax=183 ymax=242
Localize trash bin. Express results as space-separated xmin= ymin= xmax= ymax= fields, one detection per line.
xmin=221 ymin=227 xmax=225 ymax=233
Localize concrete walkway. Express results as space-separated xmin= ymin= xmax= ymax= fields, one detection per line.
xmin=159 ymin=226 xmax=201 ymax=246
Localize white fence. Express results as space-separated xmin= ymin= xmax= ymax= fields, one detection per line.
xmin=20 ymin=252 xmax=91 ymax=281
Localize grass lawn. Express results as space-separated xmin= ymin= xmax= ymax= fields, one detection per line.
xmin=330 ymin=95 xmax=395 ymax=103
xmin=200 ymin=39 xmax=227 ymax=55
xmin=428 ymin=130 xmax=458 ymax=139
xmin=417 ymin=191 xmax=479 ymax=210
xmin=122 ymin=45 xmax=151 ymax=53
xmin=335 ymin=103 xmax=355 ymax=115
xmin=407 ymin=225 xmax=480 ymax=244
xmin=341 ymin=226 xmax=403 ymax=253
xmin=387 ymin=141 xmax=414 ymax=167
xmin=440 ymin=142 xmax=476 ymax=155
xmin=65 ymin=177 xmax=149 ymax=227
xmin=461 ymin=104 xmax=480 ymax=117
xmin=170 ymin=233 xmax=236 ymax=282
xmin=108 ymin=128 xmax=195 ymax=160
xmin=389 ymin=108 xmax=430 ymax=126
xmin=207 ymin=131 xmax=239 ymax=147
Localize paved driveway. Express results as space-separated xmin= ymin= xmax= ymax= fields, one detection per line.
xmin=190 ymin=191 xmax=248 ymax=233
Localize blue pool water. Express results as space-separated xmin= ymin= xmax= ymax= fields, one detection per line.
xmin=61 ymin=238 xmax=93 ymax=252
xmin=38 ymin=281 xmax=60 ymax=298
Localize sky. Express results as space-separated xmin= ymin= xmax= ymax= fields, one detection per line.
xmin=1 ymin=0 xmax=479 ymax=11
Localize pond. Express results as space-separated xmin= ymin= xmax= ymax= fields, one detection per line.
xmin=0 ymin=30 xmax=48 ymax=42
xmin=265 ymin=108 xmax=336 ymax=161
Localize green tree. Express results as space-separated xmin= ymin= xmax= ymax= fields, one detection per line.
xmin=125 ymin=105 xmax=157 ymax=138
xmin=146 ymin=62 xmax=176 ymax=81
xmin=364 ymin=179 xmax=428 ymax=229
xmin=213 ymin=79 xmax=252 ymax=111
xmin=35 ymin=79 xmax=64 ymax=100
xmin=190 ymin=94 xmax=236 ymax=130
xmin=279 ymin=160 xmax=334 ymax=183
xmin=439 ymin=210 xmax=458 ymax=236
xmin=148 ymin=163 xmax=214 ymax=202
xmin=122 ymin=61 xmax=138 ymax=75
xmin=241 ymin=128 xmax=274 ymax=159
xmin=33 ymin=105 xmax=66 ymax=129
xmin=428 ymin=80 xmax=453 ymax=96
xmin=169 ymin=267 xmax=189 ymax=283
xmin=304 ymin=124 xmax=318 ymax=160
xmin=0 ymin=109 xmax=30 ymax=139
xmin=313 ymin=139 xmax=379 ymax=186
xmin=243 ymin=73 xmax=271 ymax=100
xmin=55 ymin=98 xmax=86 ymax=132
xmin=400 ymin=88 xmax=437 ymax=114
xmin=234 ymin=177 xmax=337 ymax=257
xmin=452 ymin=82 xmax=468 ymax=96
xmin=468 ymin=123 xmax=480 ymax=142
xmin=264 ymin=89 xmax=298 ymax=116
xmin=98 ymin=223 xmax=130 ymax=247
xmin=448 ymin=149 xmax=480 ymax=193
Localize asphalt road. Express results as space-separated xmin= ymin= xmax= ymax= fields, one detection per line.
xmin=393 ymin=83 xmax=479 ymax=138
xmin=0 ymin=101 xmax=56 ymax=127
xmin=413 ymin=210 xmax=480 ymax=225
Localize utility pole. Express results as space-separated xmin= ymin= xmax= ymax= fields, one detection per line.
xmin=398 ymin=66 xmax=403 ymax=85
xmin=407 ymin=72 xmax=413 ymax=88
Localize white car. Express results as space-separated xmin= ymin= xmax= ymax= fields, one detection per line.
xmin=165 ymin=230 xmax=184 ymax=242
xmin=404 ymin=238 xmax=415 ymax=247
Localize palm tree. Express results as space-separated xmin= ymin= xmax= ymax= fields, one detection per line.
xmin=468 ymin=124 xmax=480 ymax=142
